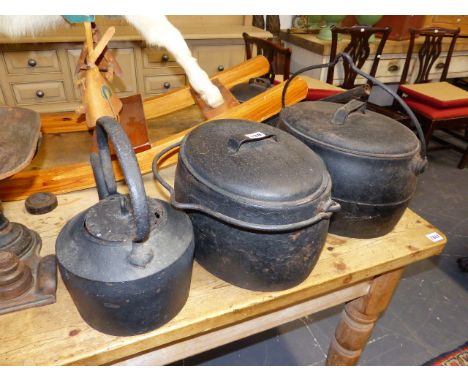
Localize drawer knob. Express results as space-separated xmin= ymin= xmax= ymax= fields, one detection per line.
xmin=217 ymin=65 xmax=225 ymax=72
xmin=435 ymin=62 xmax=445 ymax=70
xmin=388 ymin=64 xmax=400 ymax=72
xmin=28 ymin=59 xmax=37 ymax=67
xmin=161 ymin=54 xmax=169 ymax=62
xmin=35 ymin=90 xmax=45 ymax=98
xmin=163 ymin=82 xmax=171 ymax=89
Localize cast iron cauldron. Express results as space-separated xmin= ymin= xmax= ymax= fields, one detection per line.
xmin=278 ymin=57 xmax=427 ymax=238
xmin=56 ymin=117 xmax=194 ymax=336
xmin=153 ymin=119 xmax=340 ymax=291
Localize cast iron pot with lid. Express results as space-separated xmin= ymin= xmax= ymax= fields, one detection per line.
xmin=153 ymin=119 xmax=340 ymax=291
xmin=277 ymin=53 xmax=428 ymax=239
xmin=56 ymin=117 xmax=194 ymax=336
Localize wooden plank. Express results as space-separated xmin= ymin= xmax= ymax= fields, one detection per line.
xmin=0 ymin=75 xmax=308 ymax=201
xmin=0 ymin=19 xmax=272 ymax=44
xmin=114 ymin=281 xmax=371 ymax=366
xmin=191 ymin=78 xmax=240 ymax=119
xmin=40 ymin=56 xmax=270 ymax=134
xmin=0 ymin=171 xmax=446 ymax=366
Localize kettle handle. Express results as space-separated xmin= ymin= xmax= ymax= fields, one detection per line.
xmin=152 ymin=142 xmax=340 ymax=232
xmin=92 ymin=117 xmax=150 ymax=243
xmin=281 ymin=52 xmax=427 ymax=160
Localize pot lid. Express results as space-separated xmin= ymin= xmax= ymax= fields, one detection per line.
xmin=84 ymin=194 xmax=165 ymax=242
xmin=56 ymin=197 xmax=194 ymax=283
xmin=279 ymin=101 xmax=420 ymax=157
xmin=180 ymin=119 xmax=328 ymax=204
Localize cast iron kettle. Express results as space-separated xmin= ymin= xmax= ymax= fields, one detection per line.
xmin=278 ymin=53 xmax=428 ymax=239
xmin=153 ymin=120 xmax=340 ymax=291
xmin=56 ymin=117 xmax=194 ymax=336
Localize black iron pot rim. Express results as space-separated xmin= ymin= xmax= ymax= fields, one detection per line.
xmin=332 ymin=194 xmax=413 ymax=208
xmin=280 ymin=117 xmax=421 ymax=160
xmin=179 ymin=134 xmax=332 ymax=209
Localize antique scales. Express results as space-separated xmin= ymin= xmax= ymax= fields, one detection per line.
xmin=0 ymin=106 xmax=57 ymax=315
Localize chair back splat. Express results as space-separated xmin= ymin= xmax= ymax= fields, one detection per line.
xmin=401 ymin=27 xmax=460 ymax=84
xmin=328 ymin=25 xmax=391 ymax=89
xmin=242 ymin=32 xmax=291 ymax=83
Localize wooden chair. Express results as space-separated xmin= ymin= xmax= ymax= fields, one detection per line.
xmin=328 ymin=25 xmax=391 ymax=89
xmin=242 ymin=32 xmax=291 ymax=83
xmin=400 ymin=27 xmax=460 ymax=85
xmin=305 ymin=25 xmax=391 ymax=102
xmin=398 ymin=27 xmax=467 ymax=169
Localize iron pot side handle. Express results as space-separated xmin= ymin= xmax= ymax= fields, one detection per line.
xmin=152 ymin=142 xmax=340 ymax=232
xmin=94 ymin=116 xmax=150 ymax=243
xmin=281 ymin=53 xmax=427 ymax=161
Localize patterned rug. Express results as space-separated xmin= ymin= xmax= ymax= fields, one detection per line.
xmin=424 ymin=341 xmax=468 ymax=366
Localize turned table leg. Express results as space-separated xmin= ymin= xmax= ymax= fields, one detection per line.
xmin=326 ymin=267 xmax=405 ymax=365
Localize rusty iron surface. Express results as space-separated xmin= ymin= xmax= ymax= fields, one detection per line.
xmin=25 ymin=192 xmax=59 ymax=215
xmin=0 ymin=234 xmax=57 ymax=315
xmin=0 ymin=251 xmax=33 ymax=300
xmin=0 ymin=107 xmax=41 ymax=181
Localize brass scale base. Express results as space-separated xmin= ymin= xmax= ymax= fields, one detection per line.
xmin=0 ymin=212 xmax=57 ymax=315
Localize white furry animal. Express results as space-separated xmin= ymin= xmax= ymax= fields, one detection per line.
xmin=0 ymin=15 xmax=224 ymax=107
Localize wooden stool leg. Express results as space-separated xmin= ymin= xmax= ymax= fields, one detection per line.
xmin=424 ymin=121 xmax=435 ymax=147
xmin=457 ymin=146 xmax=468 ymax=169
xmin=326 ymin=267 xmax=404 ymax=365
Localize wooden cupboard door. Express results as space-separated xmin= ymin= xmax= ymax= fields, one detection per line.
xmin=0 ymin=86 xmax=5 ymax=105
xmin=67 ymin=48 xmax=138 ymax=99
xmin=425 ymin=16 xmax=468 ymax=34
xmin=430 ymin=16 xmax=468 ymax=26
xmin=3 ymin=50 xmax=61 ymax=74
xmin=194 ymin=45 xmax=245 ymax=77
xmin=12 ymin=81 xmax=66 ymax=105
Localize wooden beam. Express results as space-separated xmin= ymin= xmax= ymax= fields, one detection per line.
xmin=114 ymin=281 xmax=371 ymax=365
xmin=40 ymin=56 xmax=270 ymax=134
xmin=0 ymin=76 xmax=308 ymax=201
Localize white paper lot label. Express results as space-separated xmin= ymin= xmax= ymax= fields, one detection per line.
xmin=245 ymin=132 xmax=266 ymax=139
xmin=426 ymin=232 xmax=444 ymax=242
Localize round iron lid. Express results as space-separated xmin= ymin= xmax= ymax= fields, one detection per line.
xmin=279 ymin=101 xmax=420 ymax=157
xmin=84 ymin=195 xmax=165 ymax=242
xmin=180 ymin=119 xmax=328 ymax=204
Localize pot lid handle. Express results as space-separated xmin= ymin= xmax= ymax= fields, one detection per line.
xmin=248 ymin=77 xmax=272 ymax=87
xmin=153 ymin=143 xmax=340 ymax=232
xmin=331 ymin=99 xmax=367 ymax=125
xmin=281 ymin=52 xmax=427 ymax=161
xmin=227 ymin=132 xmax=277 ymax=154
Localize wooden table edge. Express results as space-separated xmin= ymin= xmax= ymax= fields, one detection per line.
xmin=62 ymin=234 xmax=446 ymax=366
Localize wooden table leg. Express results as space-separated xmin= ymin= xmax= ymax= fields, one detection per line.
xmin=326 ymin=267 xmax=405 ymax=365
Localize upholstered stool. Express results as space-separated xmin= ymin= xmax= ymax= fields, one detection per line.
xmin=400 ymin=82 xmax=468 ymax=169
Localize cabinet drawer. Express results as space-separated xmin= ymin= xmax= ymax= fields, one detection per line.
xmin=429 ymin=55 xmax=468 ymax=79
xmin=67 ymin=48 xmax=138 ymax=98
xmin=12 ymin=81 xmax=66 ymax=105
xmin=144 ymin=75 xmax=186 ymax=94
xmin=331 ymin=56 xmax=411 ymax=85
xmin=143 ymin=48 xmax=179 ymax=68
xmin=194 ymin=45 xmax=245 ymax=77
xmin=3 ymin=50 xmax=61 ymax=74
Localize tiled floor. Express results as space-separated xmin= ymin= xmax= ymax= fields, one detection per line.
xmin=178 ymin=143 xmax=468 ymax=366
